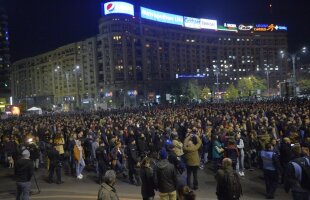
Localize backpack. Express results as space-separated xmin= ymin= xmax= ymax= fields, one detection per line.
xmin=291 ymin=157 xmax=310 ymax=190
xmin=223 ymin=170 xmax=242 ymax=200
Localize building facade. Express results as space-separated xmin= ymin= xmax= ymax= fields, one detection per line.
xmin=11 ymin=37 xmax=98 ymax=109
xmin=0 ymin=8 xmax=10 ymax=101
xmin=12 ymin=1 xmax=290 ymax=108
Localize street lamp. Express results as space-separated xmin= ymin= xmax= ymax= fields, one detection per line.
xmin=213 ymin=65 xmax=220 ymax=101
xmin=288 ymin=47 xmax=307 ymax=96
xmin=73 ymin=65 xmax=80 ymax=108
xmin=264 ymin=64 xmax=271 ymax=97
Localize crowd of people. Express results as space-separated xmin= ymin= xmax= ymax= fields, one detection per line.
xmin=0 ymin=98 xmax=309 ymax=200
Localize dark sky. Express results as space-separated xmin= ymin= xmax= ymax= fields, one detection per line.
xmin=1 ymin=0 xmax=309 ymax=62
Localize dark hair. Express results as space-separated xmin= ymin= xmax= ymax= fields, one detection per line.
xmin=178 ymin=185 xmax=196 ymax=200
xmin=140 ymin=157 xmax=151 ymax=168
xmin=265 ymin=143 xmax=273 ymax=150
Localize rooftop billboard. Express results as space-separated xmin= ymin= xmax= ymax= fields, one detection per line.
xmin=141 ymin=7 xmax=184 ymax=26
xmin=103 ymin=1 xmax=134 ymax=16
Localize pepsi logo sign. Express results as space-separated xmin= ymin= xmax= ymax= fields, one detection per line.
xmin=106 ymin=3 xmax=115 ymax=12
xmin=103 ymin=2 xmax=134 ymax=16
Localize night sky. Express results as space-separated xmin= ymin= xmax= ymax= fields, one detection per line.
xmin=1 ymin=0 xmax=309 ymax=62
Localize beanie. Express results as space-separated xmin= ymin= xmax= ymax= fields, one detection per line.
xmin=159 ymin=148 xmax=168 ymax=159
xmin=22 ymin=149 xmax=30 ymax=159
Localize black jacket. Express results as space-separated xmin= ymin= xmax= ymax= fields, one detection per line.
xmin=140 ymin=167 xmax=155 ymax=198
xmin=48 ymin=148 xmax=60 ymax=165
xmin=15 ymin=159 xmax=34 ymax=182
xmin=154 ymin=159 xmax=177 ymax=193
xmin=96 ymin=146 xmax=110 ymax=166
xmin=127 ymin=144 xmax=140 ymax=165
xmin=280 ymin=143 xmax=291 ymax=165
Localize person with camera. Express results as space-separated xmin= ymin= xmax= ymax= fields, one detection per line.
xmin=15 ymin=149 xmax=34 ymax=200
xmin=47 ymin=145 xmax=63 ymax=184
xmin=184 ymin=133 xmax=202 ymax=190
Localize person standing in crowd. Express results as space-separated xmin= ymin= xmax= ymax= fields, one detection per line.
xmin=140 ymin=157 xmax=155 ymax=200
xmin=15 ymin=149 xmax=34 ymax=200
xmin=28 ymin=138 xmax=40 ymax=170
xmin=47 ymin=145 xmax=63 ymax=184
xmin=215 ymin=158 xmax=242 ymax=200
xmin=183 ymin=134 xmax=202 ymax=190
xmin=236 ymin=133 xmax=245 ymax=177
xmin=96 ymin=142 xmax=110 ymax=184
xmin=97 ymin=170 xmax=119 ymax=200
xmin=154 ymin=148 xmax=178 ymax=200
xmin=127 ymin=137 xmax=141 ymax=185
xmin=225 ymin=140 xmax=239 ymax=170
xmin=74 ymin=132 xmax=85 ymax=179
xmin=260 ymin=143 xmax=282 ymax=199
xmin=284 ymin=144 xmax=310 ymax=200
xmin=280 ymin=137 xmax=292 ymax=183
xmin=200 ymin=131 xmax=211 ymax=169
xmin=212 ymin=134 xmax=224 ymax=172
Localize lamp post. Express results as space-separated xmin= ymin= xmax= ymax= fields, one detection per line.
xmin=283 ymin=47 xmax=308 ymax=96
xmin=74 ymin=65 xmax=80 ymax=108
xmin=213 ymin=65 xmax=220 ymax=101
xmin=264 ymin=64 xmax=271 ymax=97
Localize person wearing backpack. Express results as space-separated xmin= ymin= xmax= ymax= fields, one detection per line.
xmin=284 ymin=144 xmax=310 ymax=200
xmin=215 ymin=158 xmax=242 ymax=200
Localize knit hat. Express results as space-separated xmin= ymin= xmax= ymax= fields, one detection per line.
xmin=22 ymin=149 xmax=30 ymax=159
xmin=159 ymin=148 xmax=168 ymax=159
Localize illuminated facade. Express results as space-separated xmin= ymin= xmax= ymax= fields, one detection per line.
xmin=12 ymin=1 xmax=289 ymax=108
xmin=0 ymin=8 xmax=10 ymax=100
xmin=11 ymin=37 xmax=98 ymax=109
xmin=97 ymin=2 xmax=288 ymax=105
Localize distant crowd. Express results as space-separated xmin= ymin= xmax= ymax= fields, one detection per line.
xmin=1 ymin=98 xmax=310 ymax=200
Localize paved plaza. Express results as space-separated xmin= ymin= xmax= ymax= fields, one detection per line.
xmin=0 ymin=165 xmax=291 ymax=200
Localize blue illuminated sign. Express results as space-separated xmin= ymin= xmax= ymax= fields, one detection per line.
xmin=103 ymin=1 xmax=134 ymax=16
xmin=276 ymin=25 xmax=287 ymax=31
xmin=184 ymin=17 xmax=201 ymax=29
xmin=140 ymin=7 xmax=184 ymax=26
xmin=255 ymin=24 xmax=268 ymax=28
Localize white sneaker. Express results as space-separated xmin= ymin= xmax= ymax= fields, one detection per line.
xmin=240 ymin=172 xmax=245 ymax=176
xmin=77 ymin=174 xmax=83 ymax=179
xmin=80 ymin=174 xmax=83 ymax=178
xmin=238 ymin=172 xmax=242 ymax=176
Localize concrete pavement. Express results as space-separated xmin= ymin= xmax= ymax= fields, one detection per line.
xmin=0 ymin=165 xmax=291 ymax=200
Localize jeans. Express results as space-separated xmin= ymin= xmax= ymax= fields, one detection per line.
xmin=143 ymin=197 xmax=154 ymax=200
xmin=263 ymin=169 xmax=278 ymax=198
xmin=33 ymin=158 xmax=39 ymax=169
xmin=213 ymin=157 xmax=222 ymax=172
xmin=236 ymin=149 xmax=244 ymax=173
xmin=292 ymin=191 xmax=310 ymax=200
xmin=159 ymin=190 xmax=177 ymax=200
xmin=76 ymin=158 xmax=85 ymax=177
xmin=49 ymin=162 xmax=61 ymax=182
xmin=16 ymin=181 xmax=31 ymax=200
xmin=186 ymin=166 xmax=198 ymax=188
